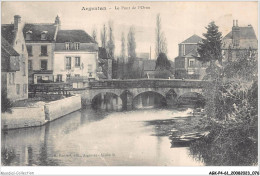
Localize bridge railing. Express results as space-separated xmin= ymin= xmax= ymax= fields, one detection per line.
xmin=89 ymin=79 xmax=208 ymax=89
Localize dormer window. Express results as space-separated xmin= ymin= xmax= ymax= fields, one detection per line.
xmin=75 ymin=43 xmax=80 ymax=50
xmin=25 ymin=30 xmax=32 ymax=40
xmin=65 ymin=42 xmax=70 ymax=50
xmin=41 ymin=31 xmax=48 ymax=40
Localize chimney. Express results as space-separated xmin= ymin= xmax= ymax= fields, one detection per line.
xmin=14 ymin=15 xmax=21 ymax=31
xmin=232 ymin=20 xmax=240 ymax=47
xmin=55 ymin=15 xmax=61 ymax=29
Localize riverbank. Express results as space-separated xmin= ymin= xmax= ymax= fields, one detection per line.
xmin=1 ymin=95 xmax=81 ymax=130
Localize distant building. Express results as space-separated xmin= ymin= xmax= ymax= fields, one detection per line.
xmin=2 ymin=15 xmax=29 ymax=100
xmin=53 ymin=29 xmax=98 ymax=84
xmin=23 ymin=16 xmax=60 ymax=84
xmin=143 ymin=60 xmax=156 ymax=78
xmin=136 ymin=52 xmax=150 ymax=60
xmin=222 ymin=20 xmax=258 ymax=62
xmin=174 ymin=34 xmax=206 ymax=79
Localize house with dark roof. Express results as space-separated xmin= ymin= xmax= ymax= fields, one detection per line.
xmin=222 ymin=20 xmax=258 ymax=62
xmin=23 ymin=16 xmax=60 ymax=84
xmin=143 ymin=60 xmax=156 ymax=78
xmin=174 ymin=34 xmax=206 ymax=79
xmin=2 ymin=15 xmax=29 ymax=101
xmin=53 ymin=28 xmax=98 ymax=87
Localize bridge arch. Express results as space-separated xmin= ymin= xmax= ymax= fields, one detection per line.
xmin=91 ymin=92 xmax=123 ymax=110
xmin=132 ymin=91 xmax=167 ymax=109
xmin=177 ymin=92 xmax=205 ymax=107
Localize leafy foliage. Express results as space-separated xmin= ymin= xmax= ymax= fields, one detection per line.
xmin=191 ymin=21 xmax=258 ymax=166
xmin=127 ymin=26 xmax=136 ymax=59
xmin=155 ymin=53 xmax=171 ymax=70
xmin=197 ymin=21 xmax=222 ymax=64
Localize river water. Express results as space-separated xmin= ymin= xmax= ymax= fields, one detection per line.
xmin=1 ymin=107 xmax=204 ymax=166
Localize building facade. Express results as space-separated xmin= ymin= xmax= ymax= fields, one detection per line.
xmin=23 ymin=16 xmax=60 ymax=84
xmin=174 ymin=34 xmax=206 ymax=79
xmin=53 ymin=30 xmax=99 ymax=86
xmin=222 ymin=20 xmax=258 ymax=62
xmin=2 ymin=15 xmax=29 ymax=101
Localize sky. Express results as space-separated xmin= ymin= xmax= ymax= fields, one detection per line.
xmin=2 ymin=1 xmax=258 ymax=61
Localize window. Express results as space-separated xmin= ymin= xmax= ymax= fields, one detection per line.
xmin=88 ymin=64 xmax=93 ymax=72
xmin=25 ymin=31 xmax=32 ymax=40
xmin=28 ymin=60 xmax=33 ymax=70
xmin=23 ymin=84 xmax=27 ymax=94
xmin=8 ymin=73 xmax=12 ymax=84
xmin=41 ymin=60 xmax=48 ymax=70
xmin=41 ymin=45 xmax=47 ymax=56
xmin=23 ymin=61 xmax=26 ymax=76
xmin=75 ymin=57 xmax=81 ymax=67
xmin=75 ymin=74 xmax=80 ymax=77
xmin=189 ymin=59 xmax=195 ymax=67
xmin=16 ymin=84 xmax=20 ymax=95
xmin=66 ymin=74 xmax=71 ymax=80
xmin=41 ymin=31 xmax=47 ymax=40
xmin=56 ymin=74 xmax=62 ymax=82
xmin=75 ymin=43 xmax=80 ymax=50
xmin=65 ymin=43 xmax=70 ymax=50
xmin=65 ymin=57 xmax=71 ymax=69
xmin=27 ymin=45 xmax=32 ymax=56
xmin=22 ymin=44 xmax=24 ymax=51
xmin=12 ymin=73 xmax=15 ymax=84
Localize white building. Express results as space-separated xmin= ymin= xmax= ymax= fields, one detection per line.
xmin=53 ymin=30 xmax=99 ymax=87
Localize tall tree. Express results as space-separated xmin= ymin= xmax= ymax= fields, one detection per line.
xmin=107 ymin=21 xmax=115 ymax=58
xmin=92 ymin=28 xmax=97 ymax=43
xmin=100 ymin=24 xmax=107 ymax=48
xmin=120 ymin=32 xmax=126 ymax=62
xmin=127 ymin=26 xmax=136 ymax=62
xmin=155 ymin=14 xmax=168 ymax=57
xmin=155 ymin=53 xmax=171 ymax=70
xmin=197 ymin=21 xmax=222 ymax=65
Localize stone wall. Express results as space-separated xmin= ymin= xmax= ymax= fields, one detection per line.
xmin=1 ymin=106 xmax=46 ymax=130
xmin=44 ymin=95 xmax=81 ymax=121
xmin=2 ymin=95 xmax=82 ymax=130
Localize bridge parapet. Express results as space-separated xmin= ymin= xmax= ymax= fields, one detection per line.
xmin=89 ymin=79 xmax=209 ymax=89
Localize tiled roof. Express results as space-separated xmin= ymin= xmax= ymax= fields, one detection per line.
xmin=23 ymin=23 xmax=57 ymax=41
xmin=56 ymin=30 xmax=95 ymax=43
xmin=1 ymin=24 xmax=16 ymax=45
xmin=143 ymin=60 xmax=156 ymax=71
xmin=223 ymin=26 xmax=258 ymax=49
xmin=223 ymin=26 xmax=257 ymax=40
xmin=180 ymin=34 xmax=202 ymax=44
xmin=1 ymin=36 xmax=19 ymax=57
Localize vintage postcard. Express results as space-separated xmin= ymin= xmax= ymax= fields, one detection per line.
xmin=1 ymin=0 xmax=258 ymax=175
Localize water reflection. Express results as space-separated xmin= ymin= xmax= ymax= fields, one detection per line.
xmin=1 ymin=108 xmax=203 ymax=166
xmin=133 ymin=92 xmax=166 ymax=109
xmin=92 ymin=93 xmax=122 ymax=111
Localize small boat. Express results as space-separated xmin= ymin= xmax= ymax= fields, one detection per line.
xmin=170 ymin=131 xmax=209 ymax=148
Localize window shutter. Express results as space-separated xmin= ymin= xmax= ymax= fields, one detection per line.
xmin=64 ymin=57 xmax=66 ymax=70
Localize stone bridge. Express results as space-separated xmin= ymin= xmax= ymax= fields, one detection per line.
xmin=80 ymin=79 xmax=208 ymax=108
